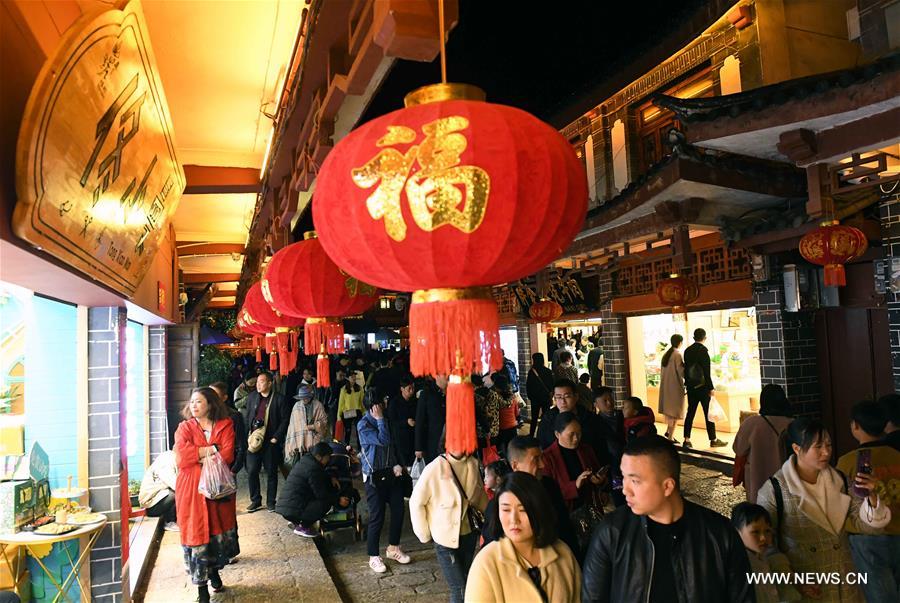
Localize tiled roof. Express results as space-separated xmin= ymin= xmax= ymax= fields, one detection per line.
xmin=652 ymin=51 xmax=900 ymax=123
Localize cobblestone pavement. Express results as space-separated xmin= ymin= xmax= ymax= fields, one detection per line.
xmin=137 ymin=473 xmax=340 ymax=603
xmin=321 ymin=457 xmax=745 ymax=603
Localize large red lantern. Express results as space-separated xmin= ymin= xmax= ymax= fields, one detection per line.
xmin=245 ymin=282 xmax=305 ymax=376
xmin=262 ymin=232 xmax=379 ymax=385
xmin=529 ymin=299 xmax=564 ymax=323
xmin=313 ymin=83 xmax=587 ymax=453
xmin=799 ymin=220 xmax=868 ymax=287
xmin=238 ymin=305 xmax=270 ymax=363
xmin=656 ymin=273 xmax=700 ymax=314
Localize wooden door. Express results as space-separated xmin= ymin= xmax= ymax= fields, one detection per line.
xmin=815 ymin=308 xmax=892 ymax=457
xmin=166 ymin=323 xmax=198 ymax=446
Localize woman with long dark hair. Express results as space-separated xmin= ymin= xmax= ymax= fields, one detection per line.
xmin=466 ymin=472 xmax=581 ymax=602
xmin=175 ymin=387 xmax=239 ymax=603
xmin=732 ymin=384 xmax=793 ymax=502
xmin=658 ymin=334 xmax=685 ymax=442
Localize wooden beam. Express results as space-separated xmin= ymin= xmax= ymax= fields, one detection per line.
xmin=176 ymin=243 xmax=246 ymax=257
xmin=182 ymin=272 xmax=241 ymax=284
xmin=207 ymin=300 xmax=236 ymax=309
xmin=183 ymin=165 xmax=260 ymax=194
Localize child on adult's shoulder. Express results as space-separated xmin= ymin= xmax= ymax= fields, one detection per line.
xmin=732 ymin=502 xmax=802 ymax=603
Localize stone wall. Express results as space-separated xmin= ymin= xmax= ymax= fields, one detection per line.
xmin=754 ymin=282 xmax=821 ymax=416
xmin=148 ymin=326 xmax=168 ymax=460
xmin=598 ymin=276 xmax=628 ymax=401
xmin=87 ymin=307 xmax=128 ymax=602
xmin=879 ymin=190 xmax=900 ymax=392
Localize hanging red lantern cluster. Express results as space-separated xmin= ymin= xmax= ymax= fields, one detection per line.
xmin=657 ymin=273 xmax=700 ymax=315
xmin=243 ymin=282 xmax=305 ymax=376
xmin=529 ymin=299 xmax=564 ymax=323
xmin=237 ymin=306 xmax=268 ymax=363
xmin=313 ymin=83 xmax=587 ymax=453
xmin=261 ymin=232 xmax=379 ymax=386
xmin=798 ymin=220 xmax=868 ymax=287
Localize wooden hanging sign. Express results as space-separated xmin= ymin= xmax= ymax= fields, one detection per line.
xmin=13 ymin=0 xmax=184 ymax=297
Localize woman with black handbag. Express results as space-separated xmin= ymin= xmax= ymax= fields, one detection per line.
xmin=357 ymin=396 xmax=413 ymax=574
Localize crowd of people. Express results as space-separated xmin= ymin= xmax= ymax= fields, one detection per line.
xmin=149 ymin=339 xmax=900 ymax=603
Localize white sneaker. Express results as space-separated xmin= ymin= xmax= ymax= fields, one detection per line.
xmin=385 ymin=547 xmax=410 ymax=564
xmin=369 ymin=556 xmax=387 ymax=573
xmin=164 ymin=522 xmax=180 ymax=532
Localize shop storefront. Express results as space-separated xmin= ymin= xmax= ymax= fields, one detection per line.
xmin=627 ymin=307 xmax=762 ymax=438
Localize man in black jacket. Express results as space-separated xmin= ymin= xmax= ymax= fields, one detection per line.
xmin=414 ymin=375 xmax=447 ymax=463
xmin=537 ymin=379 xmax=609 ymax=466
xmin=682 ymin=328 xmax=727 ymax=448
xmin=242 ymin=371 xmax=291 ymax=512
xmin=526 ymin=353 xmax=554 ymax=438
xmin=582 ymin=436 xmax=753 ymax=603
xmin=482 ymin=436 xmax=580 ymax=559
xmin=275 ymin=442 xmax=348 ymax=538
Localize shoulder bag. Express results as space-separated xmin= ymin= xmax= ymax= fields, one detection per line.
xmin=247 ymin=398 xmax=271 ymax=454
xmin=442 ymin=454 xmax=485 ymax=533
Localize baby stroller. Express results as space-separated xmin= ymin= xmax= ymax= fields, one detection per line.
xmin=319 ymin=441 xmax=363 ymax=540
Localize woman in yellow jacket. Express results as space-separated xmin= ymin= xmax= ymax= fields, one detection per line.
xmin=337 ymin=377 xmax=365 ymax=447
xmin=465 ymin=472 xmax=580 ymax=603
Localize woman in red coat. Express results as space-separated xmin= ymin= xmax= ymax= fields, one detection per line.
xmin=175 ymin=387 xmax=239 ymax=603
xmin=542 ymin=411 xmax=606 ymax=511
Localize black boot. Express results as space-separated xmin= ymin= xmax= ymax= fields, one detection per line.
xmin=197 ymin=584 xmax=210 ymax=603
xmin=209 ymin=568 xmax=224 ymax=592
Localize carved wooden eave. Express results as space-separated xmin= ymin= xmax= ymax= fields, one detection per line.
xmin=237 ymin=0 xmax=458 ymax=304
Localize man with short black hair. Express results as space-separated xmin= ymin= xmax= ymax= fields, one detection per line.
xmin=682 ymin=328 xmax=726 ymax=448
xmin=537 ymin=379 xmax=609 ymax=467
xmin=242 ymin=371 xmax=291 ymax=512
xmin=582 ymin=436 xmax=753 ymax=603
xmin=836 ymin=400 xmax=900 ymax=603
xmin=481 ymin=436 xmax=579 ymax=557
xmin=276 ymin=441 xmax=348 ymax=538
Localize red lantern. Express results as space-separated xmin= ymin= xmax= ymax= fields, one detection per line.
xmin=529 ymin=299 xmax=564 ymax=323
xmin=313 ymin=83 xmax=587 ymax=453
xmin=261 ymin=232 xmax=379 ymax=386
xmin=656 ymin=274 xmax=700 ymax=314
xmin=237 ymin=306 xmax=268 ymax=363
xmin=799 ymin=220 xmax=868 ymax=287
xmin=245 ymin=283 xmax=305 ymax=376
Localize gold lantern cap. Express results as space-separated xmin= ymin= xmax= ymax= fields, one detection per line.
xmin=404 ymin=83 xmax=486 ymax=107
xmin=303 ymin=230 xmax=318 ymax=240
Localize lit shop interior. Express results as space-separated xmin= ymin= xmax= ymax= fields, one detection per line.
xmin=627 ymin=307 xmax=762 ymax=436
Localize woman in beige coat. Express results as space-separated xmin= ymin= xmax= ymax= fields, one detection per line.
xmin=757 ymin=418 xmax=891 ymax=603
xmin=658 ymin=334 xmax=685 ymax=442
xmin=466 ymin=472 xmax=580 ymax=603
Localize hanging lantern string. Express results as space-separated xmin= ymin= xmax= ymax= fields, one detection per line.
xmin=438 ymin=0 xmax=447 ymax=84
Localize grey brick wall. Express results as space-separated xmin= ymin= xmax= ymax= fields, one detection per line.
xmin=148 ymin=326 xmax=168 ymax=459
xmin=754 ymin=283 xmax=821 ymax=416
xmin=87 ymin=307 xmax=128 ymax=603
xmin=598 ymin=277 xmax=628 ymax=401
xmin=879 ymin=190 xmax=900 ymax=392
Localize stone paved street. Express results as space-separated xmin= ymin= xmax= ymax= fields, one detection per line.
xmin=136 ymin=473 xmax=340 ymax=603
xmin=136 ymin=457 xmax=743 ymax=602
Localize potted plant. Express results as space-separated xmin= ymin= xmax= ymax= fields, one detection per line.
xmin=128 ymin=479 xmax=141 ymax=508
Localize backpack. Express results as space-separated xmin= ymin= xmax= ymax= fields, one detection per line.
xmin=685 ymin=361 xmax=705 ymax=390
xmin=763 ymin=416 xmax=793 ymax=464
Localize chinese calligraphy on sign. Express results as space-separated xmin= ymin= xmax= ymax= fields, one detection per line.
xmin=13 ymin=0 xmax=184 ymax=297
xmin=351 ymin=116 xmax=491 ymax=242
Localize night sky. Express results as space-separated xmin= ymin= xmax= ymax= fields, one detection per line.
xmin=362 ymin=0 xmax=714 ymax=127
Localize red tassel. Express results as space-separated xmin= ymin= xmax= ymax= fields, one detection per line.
xmin=264 ymin=333 xmax=276 ymax=354
xmin=276 ymin=330 xmax=295 ymax=376
xmin=334 ymin=419 xmax=344 ymax=442
xmin=304 ymin=319 xmax=345 ymax=354
xmin=824 ymin=264 xmax=846 ymax=287
xmin=254 ymin=335 xmax=262 ymax=363
xmin=270 ymin=351 xmax=278 ymax=371
xmin=317 ymin=354 xmax=331 ymax=388
xmin=445 ymin=375 xmax=477 ymax=455
xmin=409 ymin=294 xmax=503 ymax=377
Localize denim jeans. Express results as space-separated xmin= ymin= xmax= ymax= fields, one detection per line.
xmin=849 ymin=534 xmax=900 ymax=603
xmin=434 ymin=531 xmax=477 ymax=603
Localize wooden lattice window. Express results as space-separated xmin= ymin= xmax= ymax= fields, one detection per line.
xmin=614 ymin=244 xmax=751 ymax=297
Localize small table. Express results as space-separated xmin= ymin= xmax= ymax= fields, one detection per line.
xmin=0 ymin=518 xmax=107 ymax=603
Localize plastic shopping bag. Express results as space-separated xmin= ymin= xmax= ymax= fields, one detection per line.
xmin=410 ymin=458 xmax=426 ymax=488
xmin=708 ymin=396 xmax=727 ymax=424
xmin=198 ymin=452 xmax=237 ymax=500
